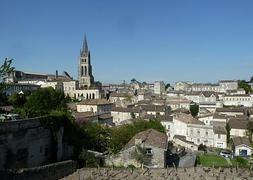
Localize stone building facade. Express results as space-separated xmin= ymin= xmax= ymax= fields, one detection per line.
xmin=105 ymin=129 xmax=167 ymax=168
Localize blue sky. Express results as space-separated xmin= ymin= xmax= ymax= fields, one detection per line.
xmin=1 ymin=0 xmax=253 ymax=84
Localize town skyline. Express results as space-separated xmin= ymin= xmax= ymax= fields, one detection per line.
xmin=1 ymin=0 xmax=253 ymax=83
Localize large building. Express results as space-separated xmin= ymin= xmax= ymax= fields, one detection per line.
xmin=154 ymin=81 xmax=165 ymax=95
xmin=78 ymin=36 xmax=94 ymax=89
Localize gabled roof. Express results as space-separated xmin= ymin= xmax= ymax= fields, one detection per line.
xmin=232 ymin=137 xmax=252 ymax=148
xmin=157 ymin=115 xmax=173 ymax=122
xmin=174 ymin=113 xmax=204 ymax=125
xmin=213 ymin=126 xmax=227 ymax=135
xmin=224 ymin=94 xmax=250 ymax=97
xmin=110 ymin=93 xmax=130 ymax=97
xmin=173 ymin=135 xmax=195 ymax=145
xmin=139 ymin=105 xmax=167 ymax=112
xmin=219 ymin=80 xmax=238 ymax=83
xmin=200 ymin=91 xmax=218 ymax=98
xmin=216 ymin=108 xmax=245 ymax=113
xmin=111 ymin=107 xmax=140 ymax=113
xmin=185 ymin=91 xmax=201 ymax=96
xmin=228 ymin=119 xmax=249 ymax=130
xmin=77 ymin=99 xmax=112 ymax=105
xmin=213 ymin=113 xmax=227 ymax=119
xmin=124 ymin=129 xmax=167 ymax=150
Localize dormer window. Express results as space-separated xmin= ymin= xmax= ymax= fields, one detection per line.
xmin=146 ymin=148 xmax=153 ymax=155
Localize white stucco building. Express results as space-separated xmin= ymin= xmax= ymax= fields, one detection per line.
xmin=40 ymin=81 xmax=63 ymax=91
xmin=174 ymin=81 xmax=192 ymax=92
xmin=111 ymin=107 xmax=140 ymax=125
xmin=219 ymin=80 xmax=238 ymax=93
xmin=154 ymin=81 xmax=165 ymax=95
xmin=223 ymin=94 xmax=252 ymax=107
xmin=162 ymin=113 xmax=227 ymax=149
xmin=232 ymin=137 xmax=253 ymax=156
xmin=63 ymin=80 xmax=100 ymax=99
xmin=229 ymin=118 xmax=248 ymax=138
xmin=76 ymin=99 xmax=113 ymax=115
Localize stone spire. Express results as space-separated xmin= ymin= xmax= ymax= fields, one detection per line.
xmin=81 ymin=35 xmax=89 ymax=56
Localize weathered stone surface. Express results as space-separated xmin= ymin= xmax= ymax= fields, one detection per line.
xmin=0 ymin=117 xmax=65 ymax=169
xmin=0 ymin=160 xmax=76 ymax=180
xmin=62 ymin=167 xmax=253 ymax=180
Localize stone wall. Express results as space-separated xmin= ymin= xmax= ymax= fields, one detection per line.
xmin=0 ymin=160 xmax=77 ymax=180
xmin=105 ymin=146 xmax=166 ymax=168
xmin=0 ymin=117 xmax=65 ymax=169
xmin=62 ymin=167 xmax=253 ymax=180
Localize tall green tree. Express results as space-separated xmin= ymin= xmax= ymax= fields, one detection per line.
xmin=0 ymin=58 xmax=15 ymax=106
xmin=0 ymin=58 xmax=15 ymax=82
xmin=190 ymin=104 xmax=199 ymax=117
xmin=238 ymin=80 xmax=252 ymax=94
xmin=247 ymin=121 xmax=253 ymax=142
xmin=226 ymin=123 xmax=231 ymax=143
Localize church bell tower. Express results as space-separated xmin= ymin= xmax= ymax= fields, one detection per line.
xmin=78 ymin=36 xmax=94 ymax=89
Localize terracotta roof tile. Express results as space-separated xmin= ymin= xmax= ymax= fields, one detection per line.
xmin=124 ymin=129 xmax=167 ymax=150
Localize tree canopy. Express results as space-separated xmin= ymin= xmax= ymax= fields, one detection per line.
xmin=238 ymin=80 xmax=252 ymax=94
xmin=131 ymin=78 xmax=137 ymax=83
xmin=80 ymin=118 xmax=165 ymax=154
xmin=16 ymin=87 xmax=67 ymax=118
xmin=165 ymin=83 xmax=171 ymax=90
xmin=250 ymin=76 xmax=253 ymax=83
xmin=0 ymin=58 xmax=15 ymax=83
xmin=190 ymin=104 xmax=199 ymax=117
xmin=0 ymin=58 xmax=15 ymax=106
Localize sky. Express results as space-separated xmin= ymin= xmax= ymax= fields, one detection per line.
xmin=1 ymin=0 xmax=253 ymax=84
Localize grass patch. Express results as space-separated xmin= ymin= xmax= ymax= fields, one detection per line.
xmin=197 ymin=153 xmax=230 ymax=167
xmin=231 ymin=157 xmax=250 ymax=168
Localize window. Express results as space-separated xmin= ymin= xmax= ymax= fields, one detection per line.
xmin=205 ymin=131 xmax=208 ymax=136
xmin=85 ymin=66 xmax=87 ymax=76
xmin=146 ymin=148 xmax=153 ymax=155
xmin=218 ymin=134 xmax=221 ymax=139
xmin=197 ymin=139 xmax=200 ymax=143
xmin=190 ymin=129 xmax=193 ymax=135
xmin=81 ymin=66 xmax=84 ymax=76
xmin=197 ymin=130 xmax=200 ymax=135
